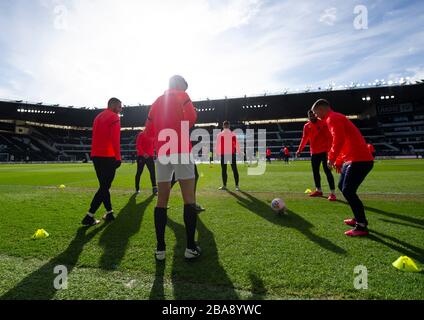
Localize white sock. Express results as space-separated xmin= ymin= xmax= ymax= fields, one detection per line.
xmin=107 ymin=210 xmax=114 ymax=214
xmin=330 ymin=190 xmax=336 ymax=195
xmin=87 ymin=212 xmax=95 ymax=218
xmin=316 ymin=188 xmax=322 ymax=192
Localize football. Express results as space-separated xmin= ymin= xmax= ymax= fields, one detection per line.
xmin=271 ymin=198 xmax=286 ymax=212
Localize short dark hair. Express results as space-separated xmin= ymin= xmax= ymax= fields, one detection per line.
xmin=108 ymin=97 xmax=122 ymax=108
xmin=223 ymin=121 xmax=230 ymax=127
xmin=312 ymin=99 xmax=331 ymax=109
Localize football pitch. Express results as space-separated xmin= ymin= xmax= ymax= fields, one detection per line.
xmin=0 ymin=159 xmax=423 ymax=300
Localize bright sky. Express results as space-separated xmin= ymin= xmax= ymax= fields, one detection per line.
xmin=0 ymin=0 xmax=423 ymax=107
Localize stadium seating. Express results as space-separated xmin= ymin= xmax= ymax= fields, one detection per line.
xmin=1 ymin=84 xmax=423 ymax=162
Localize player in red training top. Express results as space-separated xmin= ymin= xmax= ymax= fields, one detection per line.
xmin=312 ymin=99 xmax=374 ymax=237
xmin=283 ymin=146 xmax=290 ymax=164
xmin=135 ymin=130 xmax=157 ymax=196
xmin=296 ymin=110 xmax=336 ymax=201
xmin=82 ymin=98 xmax=122 ymax=226
xmin=266 ymin=148 xmax=272 ymax=163
xmin=216 ymin=121 xmax=241 ymax=191
xmin=144 ymin=75 xmax=200 ymax=261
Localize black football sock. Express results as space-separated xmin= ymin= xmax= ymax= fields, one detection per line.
xmin=184 ymin=204 xmax=198 ymax=250
xmin=154 ymin=207 xmax=168 ymax=251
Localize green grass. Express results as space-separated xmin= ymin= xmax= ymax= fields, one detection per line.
xmin=0 ymin=159 xmax=423 ymax=300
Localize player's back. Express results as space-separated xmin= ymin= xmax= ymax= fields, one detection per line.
xmin=91 ymin=109 xmax=120 ymax=158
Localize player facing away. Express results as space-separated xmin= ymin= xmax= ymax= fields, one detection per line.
xmin=135 ymin=130 xmax=158 ymax=196
xmin=283 ymin=146 xmax=290 ymax=164
xmin=266 ymin=148 xmax=272 ymax=163
xmin=82 ymin=98 xmax=122 ymax=226
xmin=296 ymin=110 xmax=336 ymax=201
xmin=312 ymin=99 xmax=374 ymax=237
xmin=216 ymin=121 xmax=241 ymax=191
xmin=144 ymin=75 xmax=201 ymax=260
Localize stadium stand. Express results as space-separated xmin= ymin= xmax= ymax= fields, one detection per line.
xmin=0 ymin=83 xmax=423 ymax=162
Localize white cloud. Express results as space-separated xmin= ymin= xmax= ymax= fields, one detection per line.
xmin=2 ymin=0 xmax=264 ymax=106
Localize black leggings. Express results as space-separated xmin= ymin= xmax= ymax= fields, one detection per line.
xmin=89 ymin=157 xmax=117 ymax=213
xmin=338 ymin=161 xmax=374 ymax=225
xmin=135 ymin=156 xmax=157 ymax=191
xmin=221 ymin=154 xmax=239 ymax=186
xmin=311 ymin=152 xmax=335 ymax=190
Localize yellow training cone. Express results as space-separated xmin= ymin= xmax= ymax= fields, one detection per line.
xmin=305 ymin=188 xmax=312 ymax=194
xmin=59 ymin=184 xmax=66 ymax=189
xmin=31 ymin=229 xmax=50 ymax=240
xmin=392 ymin=256 xmax=422 ymax=272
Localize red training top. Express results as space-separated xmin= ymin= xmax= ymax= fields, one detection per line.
xmin=284 ymin=147 xmax=290 ymax=156
xmin=266 ymin=149 xmax=271 ymax=157
xmin=91 ymin=108 xmax=121 ymax=160
xmin=136 ymin=131 xmax=154 ymax=157
xmin=216 ymin=129 xmax=240 ymax=156
xmin=297 ymin=119 xmax=332 ymax=155
xmin=144 ymin=89 xmax=197 ymax=157
xmin=324 ymin=110 xmax=373 ymax=163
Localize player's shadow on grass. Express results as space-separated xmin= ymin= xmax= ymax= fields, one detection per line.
xmin=98 ymin=194 xmax=154 ymax=270
xmin=368 ymin=230 xmax=424 ymax=265
xmin=334 ymin=199 xmax=424 ymax=264
xmin=149 ymin=216 xmax=240 ymax=300
xmin=247 ymin=272 xmax=267 ymax=300
xmin=334 ymin=199 xmax=424 ymax=227
xmin=378 ymin=219 xmax=424 ymax=231
xmin=149 ymin=259 xmax=166 ymax=300
xmin=228 ymin=191 xmax=346 ymax=255
xmin=1 ymin=225 xmax=106 ymax=300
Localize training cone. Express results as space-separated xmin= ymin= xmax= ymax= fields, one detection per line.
xmin=304 ymin=188 xmax=312 ymax=194
xmin=59 ymin=184 xmax=66 ymax=189
xmin=31 ymin=229 xmax=50 ymax=240
xmin=392 ymin=256 xmax=422 ymax=272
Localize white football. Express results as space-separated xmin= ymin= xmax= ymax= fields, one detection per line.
xmin=271 ymin=198 xmax=286 ymax=212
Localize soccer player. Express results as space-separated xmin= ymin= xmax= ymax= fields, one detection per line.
xmin=312 ymin=99 xmax=374 ymax=237
xmin=82 ymin=98 xmax=122 ymax=227
xmin=279 ymin=147 xmax=284 ymax=161
xmin=296 ymin=110 xmax=336 ymax=201
xmin=144 ymin=75 xmax=200 ymax=260
xmin=216 ymin=121 xmax=240 ymax=191
xmin=266 ymin=148 xmax=272 ymax=163
xmin=283 ymin=146 xmax=290 ymax=164
xmin=135 ymin=130 xmax=158 ymax=195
